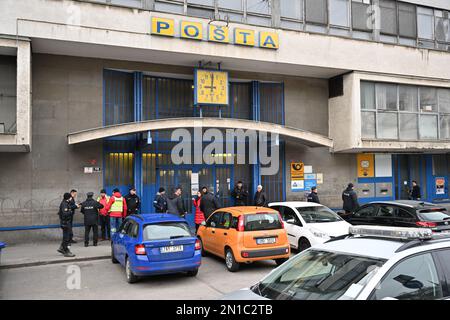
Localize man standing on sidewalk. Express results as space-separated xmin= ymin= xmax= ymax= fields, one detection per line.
xmin=68 ymin=189 xmax=80 ymax=244
xmin=107 ymin=188 xmax=127 ymax=234
xmin=81 ymin=192 xmax=104 ymax=247
xmin=97 ymin=189 xmax=110 ymax=241
xmin=58 ymin=193 xmax=76 ymax=257
xmin=125 ymin=187 xmax=141 ymax=216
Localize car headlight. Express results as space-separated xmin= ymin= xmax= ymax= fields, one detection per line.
xmin=310 ymin=228 xmax=329 ymax=239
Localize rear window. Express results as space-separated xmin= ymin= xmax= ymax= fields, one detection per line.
xmin=143 ymin=222 xmax=192 ymax=241
xmin=245 ymin=213 xmax=283 ymax=231
xmin=418 ymin=209 xmax=450 ymax=222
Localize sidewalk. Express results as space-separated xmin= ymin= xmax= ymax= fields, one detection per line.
xmin=0 ymin=239 xmax=111 ymax=269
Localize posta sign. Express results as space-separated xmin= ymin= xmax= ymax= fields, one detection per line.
xmin=151 ymin=17 xmax=279 ymax=50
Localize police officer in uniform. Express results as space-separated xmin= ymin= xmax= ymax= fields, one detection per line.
xmin=307 ymin=186 xmax=320 ymax=204
xmin=81 ymin=192 xmax=104 ymax=247
xmin=58 ymin=193 xmax=76 ymax=257
xmin=342 ymin=183 xmax=359 ymax=219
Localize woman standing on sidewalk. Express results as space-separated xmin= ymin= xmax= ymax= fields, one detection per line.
xmin=193 ymin=191 xmax=205 ymax=234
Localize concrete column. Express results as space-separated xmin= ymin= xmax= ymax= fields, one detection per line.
xmin=271 ymin=0 xmax=281 ymax=28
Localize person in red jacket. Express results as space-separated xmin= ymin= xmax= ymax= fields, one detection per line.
xmin=108 ymin=188 xmax=127 ymax=235
xmin=97 ymin=189 xmax=111 ymax=241
xmin=192 ymin=191 xmax=205 ymax=234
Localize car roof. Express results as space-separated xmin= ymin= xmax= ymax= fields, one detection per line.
xmin=128 ymin=213 xmax=187 ymax=224
xmin=367 ymin=200 xmax=444 ymax=209
xmin=269 ymin=201 xmax=323 ymax=208
xmin=313 ymin=237 xmax=405 ymax=260
xmin=217 ymin=206 xmax=279 ymax=216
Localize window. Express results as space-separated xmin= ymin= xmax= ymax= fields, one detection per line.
xmin=244 ymin=213 xmax=283 ymax=231
xmin=377 ymin=112 xmax=398 ymax=139
xmin=0 ymin=55 xmax=17 ymax=134
xmin=354 ymin=205 xmax=377 ymax=217
xmin=305 ymin=0 xmax=328 ymax=25
xmin=376 ymin=205 xmax=395 ymax=217
xmin=371 ymin=253 xmax=443 ymax=300
xmin=420 ymin=115 xmax=438 ymax=140
xmin=361 ymin=82 xmax=376 ymax=110
xmin=129 ymin=222 xmax=139 ymax=238
xmin=435 ymin=10 xmax=450 ymax=43
xmin=379 ymin=0 xmax=397 ymax=35
xmin=295 ymin=206 xmax=342 ymax=223
xmin=399 ymin=85 xmax=418 ymax=112
xmin=361 ymin=111 xmax=376 ymax=139
xmin=281 ymin=0 xmax=303 ymax=20
xmin=399 ymin=3 xmax=417 ymax=38
xmin=420 ymin=87 xmax=438 ymax=112
xmin=187 ymin=0 xmax=214 ymax=7
xmin=207 ymin=212 xmax=222 ymax=228
xmin=352 ymin=0 xmax=372 ymax=31
xmin=376 ymin=83 xmax=397 ymax=111
xmin=329 ymin=0 xmax=349 ymax=27
xmin=439 ymin=89 xmax=450 ymax=114
xmin=218 ymin=0 xmax=241 ymax=11
xmin=217 ymin=212 xmax=232 ymax=229
xmin=399 ymin=113 xmax=418 ymax=140
xmin=247 ymin=0 xmax=270 ymax=15
xmin=394 ymin=208 xmax=414 ymax=219
xmin=440 ymin=116 xmax=450 ymax=139
xmin=143 ymin=222 xmax=192 ymax=241
xmin=418 ymin=7 xmax=434 ymax=40
xmin=280 ymin=206 xmax=301 ymax=225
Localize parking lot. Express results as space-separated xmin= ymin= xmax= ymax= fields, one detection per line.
xmin=0 ymin=253 xmax=278 ymax=300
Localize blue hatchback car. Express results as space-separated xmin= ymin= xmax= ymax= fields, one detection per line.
xmin=111 ymin=214 xmax=202 ymax=283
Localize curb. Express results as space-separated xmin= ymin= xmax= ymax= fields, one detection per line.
xmin=0 ymin=255 xmax=110 ymax=270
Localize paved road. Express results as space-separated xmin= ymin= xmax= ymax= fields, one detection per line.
xmin=0 ymin=254 xmax=277 ymax=300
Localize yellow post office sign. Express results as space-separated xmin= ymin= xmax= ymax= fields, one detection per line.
xmin=357 ymin=154 xmax=375 ymax=178
xmin=208 ymin=25 xmax=230 ymax=44
xmin=194 ymin=69 xmax=229 ymax=106
xmin=260 ymin=31 xmax=279 ymax=49
xmin=181 ymin=21 xmax=203 ymax=40
xmin=291 ymin=162 xmax=304 ymax=180
xmin=234 ymin=28 xmax=255 ymax=47
xmin=151 ymin=17 xmax=175 ymax=37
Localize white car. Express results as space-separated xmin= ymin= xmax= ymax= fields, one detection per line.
xmin=222 ymin=226 xmax=450 ymax=300
xmin=269 ymin=201 xmax=351 ymax=251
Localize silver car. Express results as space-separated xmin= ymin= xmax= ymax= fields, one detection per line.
xmin=222 ymin=226 xmax=450 ymax=300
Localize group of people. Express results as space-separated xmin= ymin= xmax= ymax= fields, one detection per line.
xmin=57 ymin=187 xmax=141 ymax=257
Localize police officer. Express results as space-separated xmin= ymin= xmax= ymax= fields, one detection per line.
xmin=57 ymin=193 xmax=76 ymax=257
xmin=307 ymin=186 xmax=320 ymax=204
xmin=153 ymin=187 xmax=168 ymax=213
xmin=68 ymin=189 xmax=80 ymax=244
xmin=125 ymin=187 xmax=141 ymax=216
xmin=342 ymin=183 xmax=359 ymax=218
xmin=81 ymin=192 xmax=104 ymax=247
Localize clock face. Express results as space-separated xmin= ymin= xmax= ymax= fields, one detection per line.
xmin=195 ymin=69 xmax=229 ymax=106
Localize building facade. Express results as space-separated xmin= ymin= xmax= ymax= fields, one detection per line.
xmin=1 ymin=0 xmax=450 ymax=242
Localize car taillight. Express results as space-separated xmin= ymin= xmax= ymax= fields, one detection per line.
xmin=195 ymin=239 xmax=201 ymax=251
xmin=416 ymin=221 xmax=437 ymax=228
xmin=278 ymin=213 xmax=284 ymax=229
xmin=237 ymin=215 xmax=245 ymax=232
xmin=135 ymin=244 xmax=146 ymax=255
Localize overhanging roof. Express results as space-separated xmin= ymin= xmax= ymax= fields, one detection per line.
xmin=67 ymin=118 xmax=333 ymax=148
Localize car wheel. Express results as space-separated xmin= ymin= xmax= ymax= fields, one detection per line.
xmin=298 ymin=238 xmax=311 ymax=252
xmin=274 ymin=258 xmax=289 ymax=266
xmin=199 ymin=238 xmax=208 ymax=257
xmin=125 ymin=257 xmax=139 ymax=284
xmin=111 ymin=244 xmax=119 ymax=264
xmin=225 ymin=248 xmax=240 ymax=272
xmin=186 ymin=269 xmax=199 ymax=277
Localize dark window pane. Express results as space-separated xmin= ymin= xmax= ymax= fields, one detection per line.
xmin=306 ymin=0 xmax=328 ymax=24
xmin=361 ymin=81 xmax=376 ymax=110
xmin=376 ymin=83 xmax=398 ymax=111
xmin=352 ymin=1 xmax=372 ymax=31
xmin=399 ymin=85 xmax=418 ymax=112
xmin=281 ymin=0 xmax=303 ymax=20
xmin=380 ymin=0 xmax=397 ymax=35
xmin=399 ymin=3 xmax=417 ymax=38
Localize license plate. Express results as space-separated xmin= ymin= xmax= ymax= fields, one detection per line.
xmin=256 ymin=237 xmax=276 ymax=245
xmin=160 ymin=245 xmax=184 ymax=253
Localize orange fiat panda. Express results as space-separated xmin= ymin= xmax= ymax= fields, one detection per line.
xmin=197 ymin=207 xmax=290 ymax=272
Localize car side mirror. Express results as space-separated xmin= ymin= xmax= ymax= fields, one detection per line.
xmin=286 ymin=218 xmax=296 ymax=225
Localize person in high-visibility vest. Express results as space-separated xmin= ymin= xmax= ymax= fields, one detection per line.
xmin=107 ymin=188 xmax=127 ymax=234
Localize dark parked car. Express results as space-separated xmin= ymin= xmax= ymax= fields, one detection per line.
xmin=346 ymin=200 xmax=450 ymax=232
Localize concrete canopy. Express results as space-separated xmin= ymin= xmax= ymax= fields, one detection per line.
xmin=67 ymin=118 xmax=333 ymax=148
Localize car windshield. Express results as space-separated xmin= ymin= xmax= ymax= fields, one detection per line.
xmin=418 ymin=209 xmax=450 ymax=222
xmin=253 ymin=250 xmax=385 ymax=300
xmin=296 ymin=207 xmax=342 ymax=223
xmin=143 ymin=222 xmax=192 ymax=241
xmin=245 ymin=213 xmax=283 ymax=231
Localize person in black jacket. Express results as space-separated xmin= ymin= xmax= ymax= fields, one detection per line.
xmin=231 ymin=181 xmax=249 ymax=206
xmin=125 ymin=187 xmax=141 ymax=216
xmin=200 ymin=187 xmax=220 ymax=220
xmin=58 ymin=193 xmax=77 ymax=257
xmin=342 ymin=183 xmax=359 ymax=216
xmin=307 ymin=187 xmax=320 ymax=204
xmin=254 ymin=185 xmax=268 ymax=207
xmin=68 ymin=189 xmax=80 ymax=244
xmin=167 ymin=187 xmax=187 ymax=218
xmin=81 ymin=192 xmax=104 ymax=247
xmin=410 ymin=181 xmax=421 ymax=200
xmin=153 ymin=187 xmax=168 ymax=213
